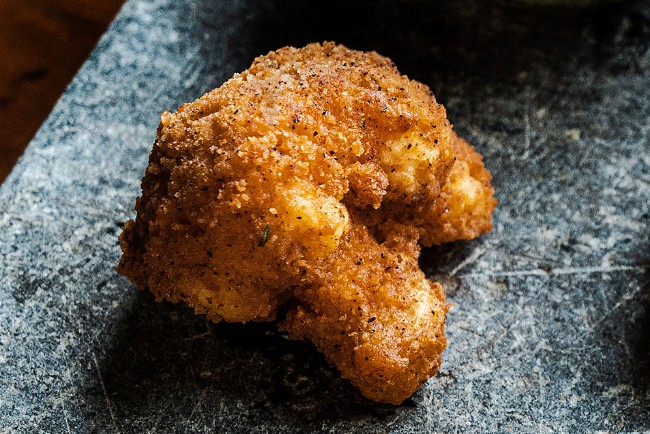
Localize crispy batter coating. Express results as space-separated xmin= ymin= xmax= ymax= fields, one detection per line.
xmin=421 ymin=133 xmax=497 ymax=245
xmin=280 ymin=218 xmax=447 ymax=404
xmin=118 ymin=42 xmax=495 ymax=404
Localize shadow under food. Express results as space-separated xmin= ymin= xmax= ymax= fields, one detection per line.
xmin=581 ymin=245 xmax=650 ymax=428
xmin=87 ymin=290 xmax=399 ymax=430
xmin=621 ymin=253 xmax=650 ymax=391
xmin=628 ymin=280 xmax=650 ymax=389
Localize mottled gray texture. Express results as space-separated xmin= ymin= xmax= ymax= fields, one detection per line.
xmin=1 ymin=0 xmax=649 ymax=432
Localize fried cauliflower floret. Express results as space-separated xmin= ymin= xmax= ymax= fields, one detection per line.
xmin=118 ymin=42 xmax=495 ymax=404
xmin=281 ymin=219 xmax=448 ymax=404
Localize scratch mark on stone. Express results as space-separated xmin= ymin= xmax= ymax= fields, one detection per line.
xmin=92 ymin=352 xmax=116 ymax=422
xmin=6 ymin=286 xmax=46 ymax=344
xmin=456 ymin=323 xmax=485 ymax=337
xmin=514 ymin=252 xmax=564 ymax=266
xmin=461 ymin=264 xmax=644 ymax=278
xmin=385 ymin=412 xmax=401 ymax=428
xmin=578 ymin=280 xmax=649 ymax=340
xmin=183 ymin=64 xmax=202 ymax=89
xmin=450 ymin=247 xmax=486 ymax=276
xmin=523 ymin=108 xmax=531 ymax=155
xmin=62 ymin=400 xmax=72 ymax=434
xmin=148 ymin=398 xmax=173 ymax=433
xmin=188 ymin=390 xmax=207 ymax=421
xmin=423 ymin=384 xmax=434 ymax=432
xmin=537 ymin=368 xmax=546 ymax=405
xmin=185 ymin=331 xmax=211 ymax=341
xmin=479 ymin=319 xmax=520 ymax=358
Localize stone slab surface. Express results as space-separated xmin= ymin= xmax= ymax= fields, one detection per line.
xmin=1 ymin=0 xmax=649 ymax=432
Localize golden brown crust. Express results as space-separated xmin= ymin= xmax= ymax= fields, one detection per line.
xmin=420 ymin=133 xmax=498 ymax=245
xmin=280 ymin=220 xmax=448 ymax=404
xmin=118 ymin=42 xmax=495 ymax=404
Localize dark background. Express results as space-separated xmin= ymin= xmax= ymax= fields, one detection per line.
xmin=0 ymin=0 xmax=123 ymax=182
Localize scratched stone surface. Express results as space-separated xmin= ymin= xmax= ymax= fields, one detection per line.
xmin=1 ymin=0 xmax=649 ymax=432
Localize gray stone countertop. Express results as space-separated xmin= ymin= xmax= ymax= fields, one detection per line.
xmin=1 ymin=0 xmax=649 ymax=432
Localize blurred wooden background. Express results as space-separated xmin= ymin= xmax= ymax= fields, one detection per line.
xmin=0 ymin=0 xmax=124 ymax=182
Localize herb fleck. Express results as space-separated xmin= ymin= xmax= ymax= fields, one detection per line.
xmin=259 ymin=224 xmax=271 ymax=247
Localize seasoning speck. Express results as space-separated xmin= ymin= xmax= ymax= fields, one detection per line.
xmin=259 ymin=224 xmax=271 ymax=247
